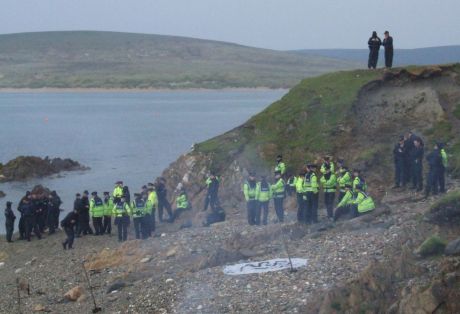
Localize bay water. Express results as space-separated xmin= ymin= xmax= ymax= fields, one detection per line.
xmin=0 ymin=90 xmax=286 ymax=233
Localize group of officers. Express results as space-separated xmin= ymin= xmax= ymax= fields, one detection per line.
xmin=242 ymin=155 xmax=376 ymax=226
xmin=393 ymin=132 xmax=448 ymax=197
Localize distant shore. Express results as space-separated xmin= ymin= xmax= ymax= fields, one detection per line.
xmin=0 ymin=87 xmax=288 ymax=93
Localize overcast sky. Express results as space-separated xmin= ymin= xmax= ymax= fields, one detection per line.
xmin=2 ymin=0 xmax=459 ymax=50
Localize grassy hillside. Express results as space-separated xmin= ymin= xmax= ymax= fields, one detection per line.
xmin=0 ymin=31 xmax=358 ymax=89
xmin=293 ymin=46 xmax=460 ymax=67
xmin=162 ymin=64 xmax=460 ymax=208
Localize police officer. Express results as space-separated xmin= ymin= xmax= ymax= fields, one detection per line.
xmin=90 ymin=192 xmax=105 ymax=235
xmin=173 ymin=187 xmax=189 ymax=222
xmin=393 ymin=136 xmax=406 ymax=188
xmin=156 ymin=177 xmax=173 ymax=223
xmin=4 ymin=201 xmax=16 ymax=243
xmin=320 ymin=165 xmax=337 ymax=220
xmin=102 ymin=192 xmax=113 ymax=234
xmin=425 ymin=143 xmax=442 ymax=197
xmin=337 ymin=160 xmax=352 ymax=202
xmin=333 ymin=184 xmax=355 ymax=221
xmin=275 ymin=155 xmax=286 ymax=175
xmin=17 ymin=191 xmax=30 ymax=240
xmin=131 ymin=193 xmax=147 ymax=239
xmin=320 ymin=156 xmax=335 ymax=174
xmin=113 ymin=181 xmax=124 ymax=203
xmin=350 ymin=183 xmax=375 ymax=217
xmin=147 ymin=184 xmax=158 ymax=234
xmin=368 ymin=31 xmax=382 ymax=69
xmin=271 ymin=171 xmax=286 ymax=223
xmin=113 ymin=196 xmax=132 ymax=242
xmin=304 ymin=164 xmax=319 ymax=223
xmin=295 ymin=170 xmax=307 ymax=223
xmin=61 ymin=209 xmax=78 ymax=250
xmin=203 ymin=173 xmax=219 ymax=212
xmin=20 ymin=196 xmax=41 ymax=241
xmin=77 ymin=190 xmax=93 ymax=236
xmin=352 ymin=169 xmax=367 ymax=192
xmin=257 ymin=175 xmax=272 ymax=225
xmin=382 ymin=31 xmax=394 ymax=68
xmin=243 ymin=172 xmax=259 ymax=225
xmin=411 ymin=138 xmax=424 ymax=191
xmin=438 ymin=143 xmax=448 ymax=193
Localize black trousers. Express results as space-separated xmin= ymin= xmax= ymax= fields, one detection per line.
xmin=385 ymin=49 xmax=393 ymax=68
xmin=92 ymin=217 xmax=104 ymax=235
xmin=338 ymin=191 xmax=346 ymax=204
xmin=37 ymin=211 xmax=46 ymax=233
xmin=334 ymin=205 xmax=359 ymax=221
xmin=5 ymin=220 xmax=14 ymax=242
xmin=438 ymin=166 xmax=446 ymax=193
xmin=306 ymin=192 xmax=319 ymax=223
xmin=103 ymin=215 xmax=112 ymax=234
xmin=394 ymin=160 xmax=404 ymax=187
xmin=273 ymin=197 xmax=284 ymax=223
xmin=296 ymin=193 xmax=306 ymax=223
xmin=412 ymin=162 xmax=423 ymax=190
xmin=77 ymin=212 xmax=93 ymax=235
xmin=63 ymin=227 xmax=75 ymax=248
xmin=25 ymin=215 xmax=41 ymax=241
xmin=143 ymin=213 xmax=152 ymax=236
xmin=404 ymin=157 xmax=412 ymax=185
xmin=259 ymin=201 xmax=269 ymax=225
xmin=203 ymin=193 xmax=218 ymax=212
xmin=133 ymin=217 xmax=144 ymax=239
xmin=115 ymin=216 xmax=130 ymax=242
xmin=368 ymin=49 xmax=379 ymax=69
xmin=158 ymin=197 xmax=173 ymax=222
xmin=324 ymin=192 xmax=335 ymax=218
xmin=19 ymin=216 xmax=26 ymax=239
xmin=246 ymin=200 xmax=259 ymax=225
xmin=425 ymin=167 xmax=439 ymax=196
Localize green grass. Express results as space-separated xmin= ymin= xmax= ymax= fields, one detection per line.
xmin=417 ymin=235 xmax=447 ymax=257
xmin=453 ymin=104 xmax=460 ymax=120
xmin=196 ymin=69 xmax=381 ymax=173
xmin=0 ymin=31 xmax=358 ymax=89
xmin=430 ymin=190 xmax=460 ymax=211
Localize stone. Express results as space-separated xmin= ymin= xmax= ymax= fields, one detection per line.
xmin=107 ymin=280 xmax=126 ymax=294
xmin=15 ymin=268 xmax=23 ymax=274
xmin=166 ymin=247 xmax=177 ymax=258
xmin=140 ymin=257 xmax=152 ymax=263
xmin=0 ymin=262 xmax=5 ymax=268
xmin=445 ymin=238 xmax=460 ymax=256
xmin=165 ymin=278 xmax=174 ymax=284
xmin=64 ymin=286 xmax=83 ymax=301
xmin=33 ymin=304 xmax=47 ymax=312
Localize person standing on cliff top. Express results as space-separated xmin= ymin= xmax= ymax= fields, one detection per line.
xmin=382 ymin=31 xmax=394 ymax=68
xmin=368 ymin=31 xmax=382 ymax=69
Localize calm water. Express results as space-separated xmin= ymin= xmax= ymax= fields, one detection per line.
xmin=0 ymin=90 xmax=286 ymax=233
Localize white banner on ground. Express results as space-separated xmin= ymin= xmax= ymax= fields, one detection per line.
xmin=223 ymin=258 xmax=307 ymax=275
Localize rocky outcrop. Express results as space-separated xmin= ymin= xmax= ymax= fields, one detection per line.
xmin=0 ymin=156 xmax=89 ymax=182
xmin=0 ymin=191 xmax=5 ymax=198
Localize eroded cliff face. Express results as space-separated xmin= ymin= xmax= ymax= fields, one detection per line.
xmin=161 ymin=65 xmax=460 ymax=226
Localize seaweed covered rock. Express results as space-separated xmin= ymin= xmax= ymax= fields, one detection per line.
xmin=0 ymin=156 xmax=89 ymax=182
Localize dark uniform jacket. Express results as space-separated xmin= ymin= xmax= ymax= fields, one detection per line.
xmin=61 ymin=212 xmax=79 ymax=228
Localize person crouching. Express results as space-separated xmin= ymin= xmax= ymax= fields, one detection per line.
xmin=61 ymin=209 xmax=78 ymax=250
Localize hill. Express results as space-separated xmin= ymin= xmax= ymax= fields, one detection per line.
xmin=0 ymin=31 xmax=358 ymax=89
xmin=293 ymin=45 xmax=460 ymax=67
xmin=161 ymin=64 xmax=460 ymax=212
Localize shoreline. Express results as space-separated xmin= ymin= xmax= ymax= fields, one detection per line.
xmin=0 ymin=87 xmax=288 ymax=94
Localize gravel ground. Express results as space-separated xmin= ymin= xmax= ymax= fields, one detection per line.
xmin=0 ymin=183 xmax=457 ymax=314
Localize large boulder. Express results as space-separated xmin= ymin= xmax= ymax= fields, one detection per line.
xmin=426 ymin=191 xmax=460 ymax=225
xmin=0 ymin=156 xmax=88 ymax=182
xmin=445 ymin=238 xmax=460 ymax=256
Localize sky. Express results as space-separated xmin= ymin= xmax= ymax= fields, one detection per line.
xmin=2 ymin=0 xmax=459 ymax=50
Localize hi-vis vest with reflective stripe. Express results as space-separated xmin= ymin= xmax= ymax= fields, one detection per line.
xmin=354 ymin=191 xmax=375 ymax=213
xmin=113 ymin=201 xmax=130 ymax=217
xmin=132 ymin=198 xmax=146 ymax=218
xmin=272 ymin=178 xmax=285 ymax=198
xmin=243 ymin=181 xmax=258 ymax=201
xmin=90 ymin=197 xmax=105 ymax=217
